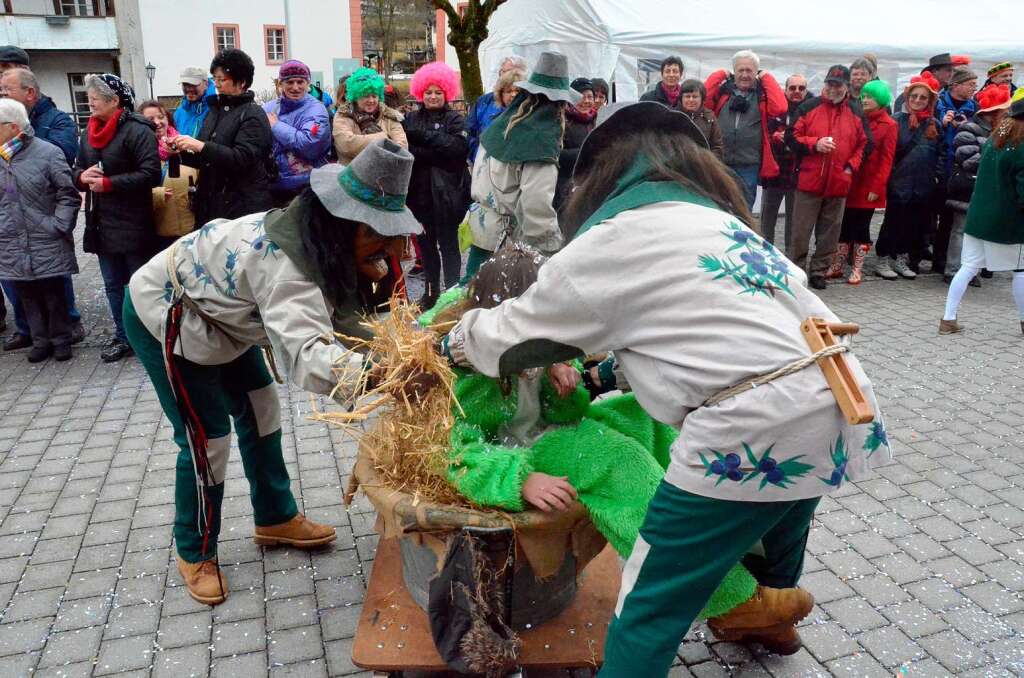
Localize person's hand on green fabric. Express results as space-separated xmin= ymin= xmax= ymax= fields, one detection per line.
xmin=546 ymin=363 xmax=581 ymax=397
xmin=522 ymin=472 xmax=577 ymax=512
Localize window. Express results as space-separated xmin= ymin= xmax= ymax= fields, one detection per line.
xmin=60 ymin=0 xmax=94 ymax=16
xmin=67 ymin=73 xmax=91 ymax=130
xmin=264 ymin=25 xmax=287 ymax=65
xmin=213 ymin=24 xmax=239 ymax=53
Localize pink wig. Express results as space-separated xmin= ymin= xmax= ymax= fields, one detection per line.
xmin=410 ymin=61 xmax=461 ymax=103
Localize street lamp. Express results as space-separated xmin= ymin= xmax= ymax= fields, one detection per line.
xmin=145 ymin=62 xmax=156 ymax=99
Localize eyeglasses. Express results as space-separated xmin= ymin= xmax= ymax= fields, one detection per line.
xmin=788 ymin=85 xmax=806 ymax=92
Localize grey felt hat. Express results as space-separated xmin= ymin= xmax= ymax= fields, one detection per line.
xmin=573 ymin=101 xmax=709 ymax=178
xmin=516 ymin=51 xmax=582 ymax=105
xmin=310 ymin=139 xmax=422 ymax=237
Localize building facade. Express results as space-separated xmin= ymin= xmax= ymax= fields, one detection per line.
xmin=1 ymin=0 xmax=362 ymax=127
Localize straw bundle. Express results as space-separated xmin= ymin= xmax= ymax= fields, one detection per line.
xmin=311 ymin=296 xmax=469 ymax=506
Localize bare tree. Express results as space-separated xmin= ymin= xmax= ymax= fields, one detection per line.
xmin=429 ymin=0 xmax=508 ymax=103
xmin=363 ymin=0 xmax=435 ymax=80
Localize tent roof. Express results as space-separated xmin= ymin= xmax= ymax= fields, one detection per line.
xmin=479 ymin=0 xmax=1023 ymax=96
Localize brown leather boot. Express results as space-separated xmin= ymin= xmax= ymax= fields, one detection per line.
xmin=253 ymin=513 xmax=337 ymax=548
xmin=938 ymin=319 xmax=963 ymax=335
xmin=706 ymin=585 xmax=813 ymax=654
xmin=176 ymin=556 xmax=228 ymax=605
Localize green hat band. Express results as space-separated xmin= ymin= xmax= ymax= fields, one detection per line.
xmin=529 ymin=72 xmax=570 ymax=91
xmin=338 ymin=167 xmax=406 ymax=212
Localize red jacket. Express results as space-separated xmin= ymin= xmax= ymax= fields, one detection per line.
xmin=846 ymin=108 xmax=897 ymax=209
xmin=788 ymin=96 xmax=872 ymax=198
xmin=704 ymin=69 xmax=787 ymax=180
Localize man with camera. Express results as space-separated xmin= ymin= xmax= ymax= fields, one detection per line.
xmin=931 ymin=66 xmax=979 ymax=274
xmin=704 ymin=50 xmax=787 ymax=208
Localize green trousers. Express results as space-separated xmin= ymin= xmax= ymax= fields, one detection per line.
xmin=599 ymin=481 xmax=820 ymax=678
xmin=124 ymin=292 xmax=297 ymax=563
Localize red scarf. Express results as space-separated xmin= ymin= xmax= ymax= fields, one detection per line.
xmin=661 ymin=82 xmax=682 ymax=107
xmin=87 ymin=109 xmax=123 ymax=149
xmin=565 ymin=104 xmax=597 ymax=125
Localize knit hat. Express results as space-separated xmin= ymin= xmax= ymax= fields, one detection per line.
xmin=987 ymin=62 xmax=1013 ymax=78
xmin=950 ymin=67 xmax=978 ymax=86
xmin=345 ymin=67 xmax=385 ymax=103
xmin=976 ymin=84 xmax=1011 ymax=114
xmin=309 ymin=138 xmax=421 ymax=237
xmin=570 ymin=77 xmax=594 ymax=94
xmin=515 ymin=51 xmax=581 ymax=105
xmin=1010 ymin=88 xmax=1024 ymax=120
xmin=951 ymin=55 xmax=972 ymax=66
xmin=278 ymin=59 xmax=311 ymax=82
xmin=179 ymin=67 xmax=206 ymax=86
xmin=860 ymin=80 xmax=892 ymax=108
xmin=0 ymin=45 xmax=29 ymax=66
xmin=96 ymin=73 xmax=135 ymax=110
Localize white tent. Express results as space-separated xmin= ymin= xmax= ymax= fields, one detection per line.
xmin=478 ymin=0 xmax=1023 ymax=100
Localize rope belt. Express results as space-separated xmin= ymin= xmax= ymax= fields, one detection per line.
xmin=703 ymin=344 xmax=850 ymax=408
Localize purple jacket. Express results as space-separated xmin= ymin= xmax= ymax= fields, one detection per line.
xmin=263 ymin=93 xmax=331 ymax=192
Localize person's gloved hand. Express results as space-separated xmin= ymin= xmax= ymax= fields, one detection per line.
xmin=522 ymin=472 xmax=578 ymax=513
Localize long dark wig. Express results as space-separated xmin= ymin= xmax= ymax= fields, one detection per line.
xmin=560 ymin=129 xmax=756 ymax=241
xmin=298 ymin=188 xmax=397 ymax=313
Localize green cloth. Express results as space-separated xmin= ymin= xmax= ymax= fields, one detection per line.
xmin=124 ymin=292 xmax=297 ymax=563
xmin=574 ymin=156 xmax=719 ymax=240
xmin=460 ymin=245 xmax=492 ymax=285
xmin=964 ymin=139 xmax=1024 ymax=244
xmin=479 ymin=90 xmax=563 ymax=165
xmin=602 ymin=484 xmax=819 ymax=678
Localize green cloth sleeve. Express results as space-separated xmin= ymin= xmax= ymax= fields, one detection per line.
xmin=453 ymin=369 xmax=518 ymax=438
xmin=446 ymin=420 xmax=533 ymax=511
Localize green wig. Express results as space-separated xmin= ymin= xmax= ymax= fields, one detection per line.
xmin=346 ymin=67 xmax=386 ymax=103
xmin=861 ymin=80 xmax=892 ymax=108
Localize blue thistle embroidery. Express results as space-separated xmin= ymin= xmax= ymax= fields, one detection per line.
xmin=191 ymin=257 xmax=214 ymax=289
xmin=244 ymin=234 xmax=281 ymax=259
xmin=698 ymin=221 xmax=795 ymax=298
xmin=222 ymin=269 xmax=238 ymax=296
xmin=863 ymin=421 xmax=889 ymax=456
xmin=224 ymin=247 xmax=240 ymax=271
xmin=700 ymin=443 xmax=814 ymax=490
xmin=820 ymin=434 xmax=850 ymax=487
xmin=198 ymin=221 xmax=219 ymax=238
xmin=161 ymin=281 xmax=174 ymax=303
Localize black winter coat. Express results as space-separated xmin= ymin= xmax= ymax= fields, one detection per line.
xmin=402 ymin=105 xmax=471 ymax=230
xmin=886 ymin=113 xmax=946 ymax=205
xmin=74 ymin=110 xmax=161 ymax=255
xmin=555 ymin=116 xmax=593 ymax=210
xmin=182 ymin=91 xmax=273 ymax=226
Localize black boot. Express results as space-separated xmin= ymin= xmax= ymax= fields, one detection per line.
xmin=27 ymin=344 xmax=53 ymax=363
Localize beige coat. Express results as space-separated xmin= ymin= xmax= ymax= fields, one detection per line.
xmin=152 ymin=165 xmax=199 ymax=238
xmin=447 ymin=199 xmax=892 ymax=501
xmin=332 ymin=105 xmax=408 ymax=164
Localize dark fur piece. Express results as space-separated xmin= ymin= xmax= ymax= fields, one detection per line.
xmin=457 ymin=534 xmax=521 ymax=677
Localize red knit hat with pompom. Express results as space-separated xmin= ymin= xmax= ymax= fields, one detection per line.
xmin=951 ymin=55 xmax=972 ymax=66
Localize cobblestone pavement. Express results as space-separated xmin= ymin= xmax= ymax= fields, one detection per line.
xmin=1 ymin=230 xmax=1023 ymax=678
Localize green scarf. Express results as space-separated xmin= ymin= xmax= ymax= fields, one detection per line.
xmin=479 ymin=91 xmax=563 ymax=165
xmin=574 ymin=156 xmax=720 ymax=240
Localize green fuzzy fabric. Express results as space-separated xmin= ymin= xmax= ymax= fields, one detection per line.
xmin=345 ymin=67 xmax=385 ymax=103
xmin=417 ymin=286 xmax=464 ymax=327
xmin=447 ymin=421 xmax=533 ymax=511
xmin=698 ymin=564 xmax=759 ymax=620
xmin=540 ymin=365 xmax=591 ymax=425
